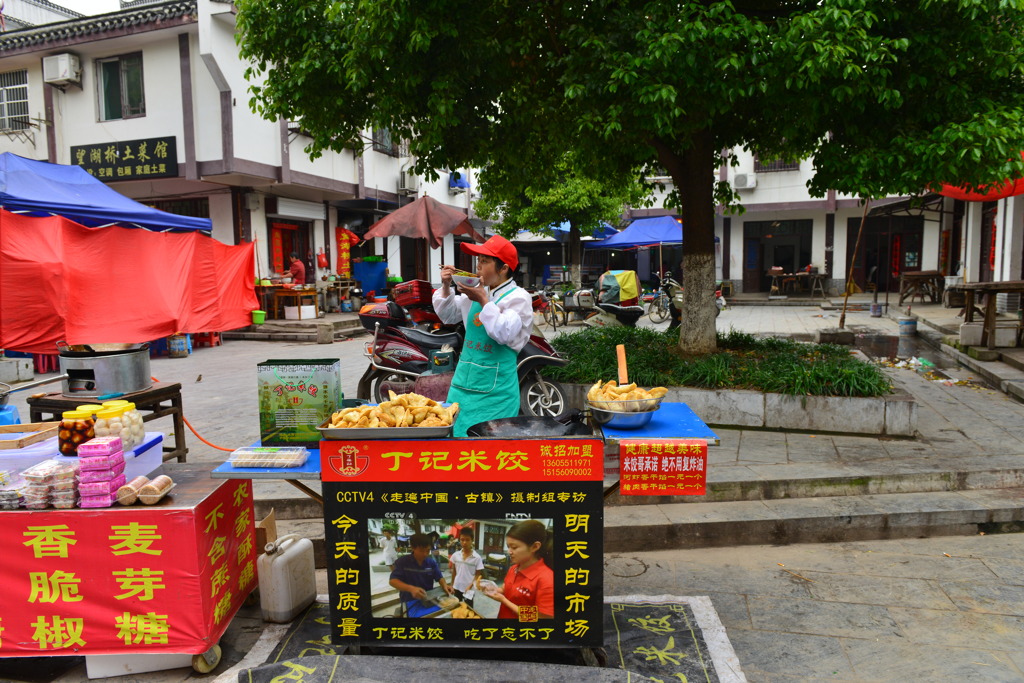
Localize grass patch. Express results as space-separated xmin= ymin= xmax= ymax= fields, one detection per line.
xmin=547 ymin=327 xmax=893 ymax=397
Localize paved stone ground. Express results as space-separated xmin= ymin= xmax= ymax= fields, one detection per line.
xmin=7 ymin=305 xmax=1024 ymax=681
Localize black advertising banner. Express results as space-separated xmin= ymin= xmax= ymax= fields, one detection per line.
xmin=321 ymin=438 xmax=604 ymax=648
xmin=70 ymin=136 xmax=178 ymax=182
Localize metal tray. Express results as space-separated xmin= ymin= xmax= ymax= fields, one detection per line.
xmin=317 ymin=417 xmax=452 ymax=440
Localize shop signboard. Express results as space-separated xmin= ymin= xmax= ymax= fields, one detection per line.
xmin=618 ymin=439 xmax=707 ymax=496
xmin=321 ymin=438 xmax=604 ymax=648
xmin=0 ymin=479 xmax=255 ymax=656
xmin=70 ymin=136 xmax=178 ymax=182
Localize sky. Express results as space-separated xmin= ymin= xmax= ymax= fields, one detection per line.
xmin=56 ymin=0 xmax=121 ymax=15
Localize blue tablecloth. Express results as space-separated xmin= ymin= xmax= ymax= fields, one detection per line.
xmin=600 ymin=402 xmax=719 ymax=445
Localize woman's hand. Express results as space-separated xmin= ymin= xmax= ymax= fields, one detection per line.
xmin=482 ymin=585 xmax=503 ymax=600
xmin=458 ymin=281 xmax=488 ymax=305
xmin=440 ymin=265 xmax=456 ymax=286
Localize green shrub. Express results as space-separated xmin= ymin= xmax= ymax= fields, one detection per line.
xmin=547 ymin=327 xmax=892 ymax=397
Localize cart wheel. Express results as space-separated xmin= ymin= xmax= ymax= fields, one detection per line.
xmin=192 ymin=644 xmax=222 ymax=674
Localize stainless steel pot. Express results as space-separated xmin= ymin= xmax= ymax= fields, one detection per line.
xmin=58 ymin=347 xmax=152 ymax=397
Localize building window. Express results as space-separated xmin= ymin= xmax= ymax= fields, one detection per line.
xmin=97 ymin=53 xmax=145 ymax=121
xmin=371 ymin=127 xmax=408 ymax=157
xmin=753 ymin=155 xmax=800 ymax=173
xmin=0 ymin=70 xmax=29 ymax=131
xmin=148 ymin=198 xmax=210 ymax=218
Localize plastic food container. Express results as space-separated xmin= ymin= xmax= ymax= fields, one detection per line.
xmin=228 ymin=447 xmax=311 ymax=469
xmin=22 ymin=459 xmax=78 ymax=483
xmin=77 ymin=436 xmax=124 ymax=457
xmin=79 ymin=493 xmax=116 ymax=508
xmin=94 ymin=406 xmax=139 ymax=452
xmin=79 ymin=461 xmax=126 ymax=483
xmin=58 ymin=410 xmax=95 ymax=456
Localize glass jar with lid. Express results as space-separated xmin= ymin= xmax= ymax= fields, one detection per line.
xmin=119 ymin=402 xmax=145 ymax=450
xmin=59 ymin=410 xmax=95 ymax=456
xmin=94 ymin=406 xmax=134 ymax=452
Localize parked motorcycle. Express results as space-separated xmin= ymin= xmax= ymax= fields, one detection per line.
xmin=355 ymin=296 xmax=571 ymax=419
xmin=652 ymin=271 xmax=726 ymax=325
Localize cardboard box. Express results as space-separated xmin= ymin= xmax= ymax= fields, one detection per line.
xmin=258 ymin=359 xmax=341 ymax=447
xmin=284 ymin=305 xmax=317 ymax=320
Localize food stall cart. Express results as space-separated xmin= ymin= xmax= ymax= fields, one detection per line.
xmin=0 ymin=462 xmax=255 ymax=677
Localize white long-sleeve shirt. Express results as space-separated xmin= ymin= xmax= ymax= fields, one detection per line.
xmin=431 ymin=277 xmax=533 ymax=352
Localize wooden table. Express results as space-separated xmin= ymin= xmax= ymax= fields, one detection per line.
xmin=956 ymin=280 xmax=1024 ymax=349
xmin=27 ymin=382 xmax=187 ymax=462
xmin=899 ymin=270 xmax=944 ymax=304
xmin=272 ymin=287 xmax=320 ymax=320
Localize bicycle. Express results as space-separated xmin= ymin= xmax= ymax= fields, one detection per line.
xmin=531 ymin=288 xmax=566 ymax=330
xmin=647 ymin=290 xmax=671 ymax=323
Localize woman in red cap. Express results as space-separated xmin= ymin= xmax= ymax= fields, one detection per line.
xmin=433 ymin=235 xmax=533 ymax=436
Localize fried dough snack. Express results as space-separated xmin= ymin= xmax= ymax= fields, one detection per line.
xmin=586 ymin=380 xmax=667 ymax=412
xmin=329 ymin=392 xmax=460 ymax=429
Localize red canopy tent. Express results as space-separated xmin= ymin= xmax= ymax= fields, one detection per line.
xmin=938 ymin=152 xmax=1024 ymax=201
xmin=0 ymin=209 xmax=258 ymax=353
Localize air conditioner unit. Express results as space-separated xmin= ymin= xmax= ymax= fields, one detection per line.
xmin=42 ymin=54 xmax=81 ymax=86
xmin=448 ymin=187 xmax=466 ymax=196
xmin=398 ymin=169 xmax=419 ymax=196
xmin=732 ymin=172 xmax=757 ymax=190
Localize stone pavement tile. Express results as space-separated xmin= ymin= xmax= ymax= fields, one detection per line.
xmin=801 ymin=571 xmax=957 ymax=610
xmin=860 ymin=491 xmax=988 ymax=521
xmin=841 ymin=638 xmax=1024 ymax=682
xmin=746 ymin=595 xmax=904 ymax=640
xmin=978 ymin=556 xmax=1024 ymax=583
xmin=880 ymin=440 xmax=936 ymax=459
xmin=607 ymin=503 xmax=673 ymax=527
xmin=706 ymin=465 xmax=754 ymax=482
xmin=735 ymin=450 xmax=789 ymax=465
xmin=938 ymin=580 xmax=1024 ymax=616
xmin=658 ymin=499 xmax=775 ymax=524
xmin=888 ymin=533 xmax=1024 ymax=561
xmin=724 ymin=629 xmax=856 ymax=681
xmin=834 ymin=444 xmax=892 ymax=463
xmin=741 ymin=462 xmax=864 ymax=482
xmin=708 ymin=449 xmax=739 ymax=466
xmin=703 ymin=590 xmax=752 ymax=630
xmin=760 ymin=494 xmax=886 ymax=520
xmin=740 ymin=429 xmax=787 ymax=447
xmin=888 ymin=607 xmax=1024 ymax=650
xmin=956 ymin=488 xmax=1024 ymax=521
xmin=848 ymin=550 xmax=996 ymax=583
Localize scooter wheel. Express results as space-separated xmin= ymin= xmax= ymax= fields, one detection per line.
xmin=520 ymin=376 xmax=569 ymax=420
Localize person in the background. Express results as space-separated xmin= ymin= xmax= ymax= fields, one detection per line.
xmin=449 ymin=527 xmax=484 ymax=607
xmin=379 ymin=528 xmax=398 ymax=571
xmin=433 ymin=235 xmax=532 ymax=436
xmin=288 ymin=252 xmax=305 ymax=285
xmin=482 ymin=520 xmax=554 ymax=620
xmin=389 ymin=533 xmax=453 ymax=617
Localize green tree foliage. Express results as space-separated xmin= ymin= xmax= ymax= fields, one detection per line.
xmin=237 ymin=0 xmax=1024 ymax=353
xmin=473 ymin=153 xmax=649 ymax=287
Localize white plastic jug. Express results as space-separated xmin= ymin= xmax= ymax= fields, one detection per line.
xmin=257 ymin=533 xmax=316 ymax=623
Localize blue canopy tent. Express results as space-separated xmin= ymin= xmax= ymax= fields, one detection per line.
xmin=514 ymin=220 xmax=617 ymax=243
xmin=584 ymin=215 xmax=682 ymax=249
xmin=0 ymin=153 xmax=212 ymax=233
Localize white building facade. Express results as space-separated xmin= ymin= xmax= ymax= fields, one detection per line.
xmin=0 ymin=0 xmax=477 ymax=287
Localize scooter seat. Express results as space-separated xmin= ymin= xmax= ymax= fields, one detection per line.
xmin=399 ymin=327 xmax=463 ymax=350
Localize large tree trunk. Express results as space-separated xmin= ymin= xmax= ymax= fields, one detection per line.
xmin=568 ymin=224 xmax=582 ymax=288
xmin=656 ymin=131 xmax=718 ymax=355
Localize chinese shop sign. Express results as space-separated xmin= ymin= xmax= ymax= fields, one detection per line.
xmin=321 ymin=438 xmax=604 ymax=648
xmin=0 ymin=480 xmax=255 ymax=656
xmin=70 ymin=136 xmax=178 ymax=182
xmin=619 ymin=439 xmax=707 ymax=496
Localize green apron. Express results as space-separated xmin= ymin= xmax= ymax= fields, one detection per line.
xmin=447 ymin=289 xmax=521 ymax=437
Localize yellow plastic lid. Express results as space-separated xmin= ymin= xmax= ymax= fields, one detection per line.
xmin=122 ymin=402 xmax=137 ymax=411
xmin=96 ymin=407 xmax=124 ymax=420
xmin=101 ymin=400 xmax=130 ymax=408
xmin=76 ymin=404 xmax=104 ymax=413
xmin=62 ymin=410 xmax=92 ymax=420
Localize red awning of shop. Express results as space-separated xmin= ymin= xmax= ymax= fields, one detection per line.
xmin=938 ymin=152 xmax=1024 ymax=202
xmin=0 ymin=209 xmax=258 ymax=353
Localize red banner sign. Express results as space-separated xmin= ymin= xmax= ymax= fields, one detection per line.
xmin=321 ymin=439 xmax=604 ymax=483
xmin=0 ymin=480 xmax=255 ymax=656
xmin=619 ymin=439 xmax=707 ymax=496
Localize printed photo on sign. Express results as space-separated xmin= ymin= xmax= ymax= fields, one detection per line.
xmin=369 ymin=517 xmax=553 ymax=620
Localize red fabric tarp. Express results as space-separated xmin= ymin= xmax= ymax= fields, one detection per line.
xmin=0 ymin=209 xmax=258 ymax=353
xmin=938 ymin=152 xmax=1024 ymax=201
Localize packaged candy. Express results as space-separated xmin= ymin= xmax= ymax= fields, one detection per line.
xmin=21 ymin=459 xmax=78 ymax=483
xmin=79 ymin=474 xmax=126 ymax=497
xmin=79 ymin=452 xmax=125 ymax=472
xmin=52 ymin=478 xmax=78 ymax=491
xmin=77 ymin=435 xmax=124 ymax=457
xmin=79 ymin=493 xmax=116 ymax=508
xmin=51 ymin=495 xmax=79 ymax=509
xmin=79 ymin=462 xmax=126 ymax=483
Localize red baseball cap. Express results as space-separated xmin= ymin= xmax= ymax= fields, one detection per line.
xmin=460 ymin=235 xmax=519 ymax=271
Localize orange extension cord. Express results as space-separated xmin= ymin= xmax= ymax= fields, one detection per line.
xmin=151 ymin=376 xmax=235 ymax=452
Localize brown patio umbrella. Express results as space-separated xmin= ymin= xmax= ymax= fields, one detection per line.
xmin=363 ymin=196 xmax=485 ymax=249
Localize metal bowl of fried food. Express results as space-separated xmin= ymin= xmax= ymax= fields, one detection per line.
xmin=588 ymin=399 xmax=664 ymax=429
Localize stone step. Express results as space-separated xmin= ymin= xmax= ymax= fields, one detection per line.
xmin=604 ymin=488 xmax=1024 ymax=552
xmin=224 ymin=321 xmax=365 ymax=343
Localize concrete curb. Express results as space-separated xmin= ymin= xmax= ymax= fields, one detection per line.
xmin=564 ymin=384 xmax=917 ymax=436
